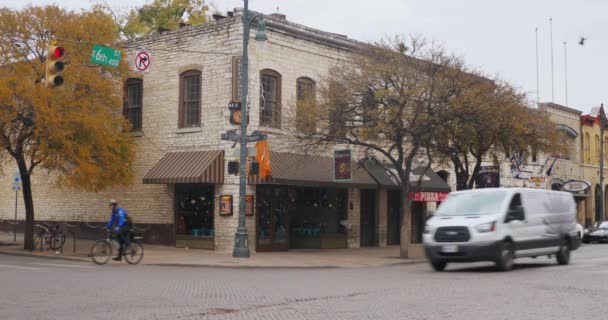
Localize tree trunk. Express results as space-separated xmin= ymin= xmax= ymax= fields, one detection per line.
xmin=17 ymin=160 xmax=35 ymax=251
xmin=399 ymin=184 xmax=412 ymax=258
xmin=467 ymin=155 xmax=483 ymax=189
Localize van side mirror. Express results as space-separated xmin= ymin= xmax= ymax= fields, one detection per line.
xmin=506 ymin=206 xmax=524 ymax=222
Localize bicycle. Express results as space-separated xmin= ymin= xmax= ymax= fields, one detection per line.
xmin=90 ymin=228 xmax=144 ymax=265
xmin=33 ymin=223 xmax=65 ymax=251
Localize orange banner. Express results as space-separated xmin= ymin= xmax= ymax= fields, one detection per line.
xmin=255 ymin=140 xmax=271 ymax=178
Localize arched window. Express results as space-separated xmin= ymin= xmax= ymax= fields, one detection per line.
xmin=585 ymin=133 xmax=591 ymax=163
xmin=595 ymin=135 xmax=600 ymax=164
xmin=296 ymin=77 xmax=316 ymax=132
xmin=260 ymin=69 xmax=282 ymax=128
xmin=124 ymin=78 xmax=143 ymax=131
xmin=179 ymin=69 xmax=202 ymax=128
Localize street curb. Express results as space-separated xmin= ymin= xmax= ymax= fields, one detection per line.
xmin=147 ymin=259 xmax=426 ymax=269
xmin=0 ymin=250 xmax=89 ymax=263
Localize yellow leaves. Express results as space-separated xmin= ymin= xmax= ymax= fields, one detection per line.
xmin=0 ymin=5 xmax=135 ymax=192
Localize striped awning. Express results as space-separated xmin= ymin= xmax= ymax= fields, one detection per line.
xmin=248 ymin=152 xmax=377 ymax=188
xmin=143 ymin=150 xmax=224 ymax=184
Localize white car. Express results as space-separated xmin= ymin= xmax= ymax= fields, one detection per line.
xmin=583 ymin=221 xmax=608 ymax=243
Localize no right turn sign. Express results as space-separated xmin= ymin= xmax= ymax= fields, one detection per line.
xmin=133 ymin=50 xmax=151 ymax=72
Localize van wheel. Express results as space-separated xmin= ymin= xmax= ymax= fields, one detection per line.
xmin=430 ymin=260 xmax=447 ymax=271
xmin=495 ymin=241 xmax=514 ymax=272
xmin=556 ymin=244 xmax=570 ymax=265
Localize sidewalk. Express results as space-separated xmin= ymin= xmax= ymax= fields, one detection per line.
xmin=0 ymin=232 xmax=424 ymax=268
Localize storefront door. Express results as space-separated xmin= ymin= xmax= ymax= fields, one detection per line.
xmin=360 ymin=189 xmax=377 ymax=247
xmin=387 ymin=190 xmax=401 ymax=245
xmin=256 ymin=186 xmax=290 ymax=251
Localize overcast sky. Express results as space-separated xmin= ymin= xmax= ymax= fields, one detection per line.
xmin=5 ymin=0 xmax=607 ymax=113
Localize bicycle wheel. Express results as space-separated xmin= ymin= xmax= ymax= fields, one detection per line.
xmin=49 ymin=233 xmax=66 ymax=251
xmin=90 ymin=240 xmax=112 ymax=265
xmin=124 ymin=242 xmax=144 ymax=265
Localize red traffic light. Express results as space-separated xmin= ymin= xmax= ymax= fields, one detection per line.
xmin=51 ymin=47 xmax=65 ymax=60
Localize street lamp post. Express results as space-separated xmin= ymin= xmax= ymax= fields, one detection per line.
xmin=233 ymin=0 xmax=267 ymax=258
xmin=599 ymin=105 xmax=606 ymax=222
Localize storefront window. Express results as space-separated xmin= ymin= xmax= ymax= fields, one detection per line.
xmin=291 ymin=187 xmax=347 ymax=249
xmin=175 ymin=185 xmax=214 ymax=239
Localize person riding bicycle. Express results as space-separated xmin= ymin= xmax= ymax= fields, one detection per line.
xmin=106 ymin=199 xmax=130 ymax=261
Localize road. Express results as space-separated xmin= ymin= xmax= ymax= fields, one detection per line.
xmin=1 ymin=245 xmax=607 ymax=320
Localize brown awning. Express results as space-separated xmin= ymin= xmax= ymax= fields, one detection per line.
xmin=360 ymin=158 xmax=451 ymax=192
xmin=143 ymin=150 xmax=224 ymax=184
xmin=249 ymin=152 xmax=377 ymax=188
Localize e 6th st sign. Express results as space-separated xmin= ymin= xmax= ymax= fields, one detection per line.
xmin=90 ymin=45 xmax=121 ymax=68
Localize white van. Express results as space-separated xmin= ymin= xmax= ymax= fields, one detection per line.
xmin=423 ymin=188 xmax=579 ymax=271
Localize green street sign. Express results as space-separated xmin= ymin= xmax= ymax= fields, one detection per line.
xmin=90 ymin=45 xmax=121 ymax=67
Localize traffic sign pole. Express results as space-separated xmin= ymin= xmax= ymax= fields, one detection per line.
xmin=12 ymin=172 xmax=20 ymax=242
xmin=14 ymin=189 xmax=17 ymax=242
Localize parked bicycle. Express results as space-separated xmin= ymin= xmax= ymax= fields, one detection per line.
xmin=33 ymin=223 xmax=65 ymax=251
xmin=90 ymin=228 xmax=144 ymax=265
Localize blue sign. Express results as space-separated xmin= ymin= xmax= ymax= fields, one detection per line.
xmin=12 ymin=172 xmax=21 ymax=191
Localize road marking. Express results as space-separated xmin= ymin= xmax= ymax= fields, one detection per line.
xmin=25 ymin=263 xmax=92 ymax=268
xmin=0 ymin=264 xmax=45 ymax=270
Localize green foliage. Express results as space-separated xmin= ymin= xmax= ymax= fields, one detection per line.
xmin=95 ymin=0 xmax=210 ymax=39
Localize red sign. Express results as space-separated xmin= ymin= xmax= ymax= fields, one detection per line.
xmin=409 ymin=192 xmax=449 ymax=202
xmin=134 ymin=51 xmax=151 ymax=72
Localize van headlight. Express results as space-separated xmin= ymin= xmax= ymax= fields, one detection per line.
xmin=475 ymin=221 xmax=496 ymax=233
xmin=423 ymin=225 xmax=433 ymax=234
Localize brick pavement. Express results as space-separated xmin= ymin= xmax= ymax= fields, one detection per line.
xmin=0 ymin=245 xmax=607 ymax=320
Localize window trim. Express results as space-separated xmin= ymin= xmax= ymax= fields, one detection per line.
xmin=179 ymin=69 xmax=202 ymax=128
xmin=123 ymin=78 xmax=143 ymax=132
xmin=259 ymin=69 xmax=282 ymax=128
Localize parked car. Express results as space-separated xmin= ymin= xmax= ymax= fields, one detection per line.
xmin=583 ymin=221 xmax=608 ymax=243
xmin=424 ymin=188 xmax=579 ymax=272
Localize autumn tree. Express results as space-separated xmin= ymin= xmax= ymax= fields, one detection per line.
xmin=291 ymin=37 xmax=464 ymax=258
xmin=0 ymin=6 xmax=134 ymax=250
xmin=434 ymin=75 xmax=565 ymax=190
xmin=95 ymin=0 xmax=210 ymax=39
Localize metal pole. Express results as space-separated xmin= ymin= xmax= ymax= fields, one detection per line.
xmin=564 ymin=42 xmax=568 ymax=106
xmin=14 ymin=190 xmax=17 ymax=242
xmin=601 ymin=112 xmax=605 ymax=221
xmin=233 ymin=0 xmax=251 ymax=258
xmin=535 ymin=27 xmax=540 ymax=103
xmin=550 ymin=18 xmax=554 ymax=102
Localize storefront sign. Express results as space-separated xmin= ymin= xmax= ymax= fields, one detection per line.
xmin=476 ymin=166 xmax=500 ymax=188
xmin=409 ymin=192 xmax=449 ymax=202
xmin=530 ymin=176 xmax=546 ymax=189
xmin=219 ymin=195 xmax=233 ymax=216
xmin=334 ymin=149 xmax=352 ymax=181
xmin=245 ymin=195 xmax=254 ymax=216
xmin=562 ymin=180 xmax=591 ymax=192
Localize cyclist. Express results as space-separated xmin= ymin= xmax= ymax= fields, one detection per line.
xmin=106 ymin=199 xmax=130 ymax=261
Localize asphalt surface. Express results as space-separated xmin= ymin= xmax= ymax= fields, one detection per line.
xmin=1 ymin=244 xmax=608 ymax=320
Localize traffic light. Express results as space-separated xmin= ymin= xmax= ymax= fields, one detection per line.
xmin=46 ymin=44 xmax=65 ymax=88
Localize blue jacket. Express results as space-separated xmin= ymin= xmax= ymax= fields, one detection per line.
xmin=107 ymin=208 xmax=127 ymax=229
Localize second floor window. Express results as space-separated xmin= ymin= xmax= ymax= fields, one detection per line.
xmin=296 ymin=77 xmax=316 ymax=133
xmin=124 ymin=78 xmax=143 ymax=131
xmin=260 ymin=69 xmax=281 ymax=128
xmin=179 ymin=70 xmax=202 ymax=128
